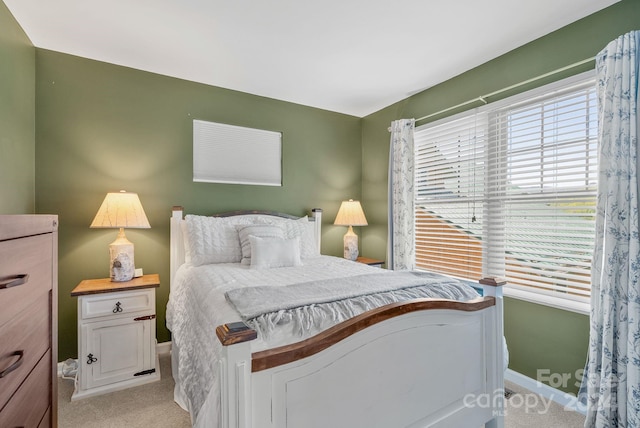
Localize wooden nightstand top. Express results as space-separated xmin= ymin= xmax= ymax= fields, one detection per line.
xmin=71 ymin=273 xmax=160 ymax=296
xmin=356 ymin=257 xmax=385 ymax=267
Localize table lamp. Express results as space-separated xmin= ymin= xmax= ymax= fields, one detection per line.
xmin=90 ymin=190 xmax=151 ymax=282
xmin=334 ymin=199 xmax=368 ymax=261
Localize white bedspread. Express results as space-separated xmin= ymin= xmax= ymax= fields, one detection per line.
xmin=166 ymin=256 xmax=481 ymax=427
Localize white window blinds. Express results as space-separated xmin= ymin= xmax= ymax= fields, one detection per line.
xmin=414 ymin=113 xmax=488 ymax=280
xmin=414 ymin=72 xmax=597 ymax=310
xmin=488 ymin=86 xmax=597 ymax=303
xmin=193 ymin=120 xmax=282 ymax=186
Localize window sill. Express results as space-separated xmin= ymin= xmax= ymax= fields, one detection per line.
xmin=503 ymin=287 xmax=590 ymax=316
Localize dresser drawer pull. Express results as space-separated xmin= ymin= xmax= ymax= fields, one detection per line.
xmin=113 ymin=302 xmax=123 ymax=313
xmin=134 ymin=314 xmax=156 ymax=321
xmin=0 ymin=274 xmax=29 ymax=290
xmin=0 ymin=350 xmax=24 ymax=378
xmin=87 ymin=353 xmax=98 ymax=365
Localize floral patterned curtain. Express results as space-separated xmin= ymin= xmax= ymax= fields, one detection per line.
xmin=583 ymin=30 xmax=640 ymax=428
xmin=387 ymin=119 xmax=415 ymax=270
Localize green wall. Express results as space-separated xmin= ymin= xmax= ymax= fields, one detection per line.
xmin=34 ymin=50 xmax=362 ymax=360
xmin=504 ymin=297 xmax=590 ymax=393
xmin=0 ymin=1 xmax=35 ymax=214
xmin=361 ymin=0 xmax=640 ymax=394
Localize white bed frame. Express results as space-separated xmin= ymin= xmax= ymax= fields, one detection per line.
xmin=170 ymin=206 xmax=505 ymax=428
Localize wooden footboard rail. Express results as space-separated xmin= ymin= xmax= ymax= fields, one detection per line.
xmin=218 ymin=297 xmax=496 ymax=372
xmin=215 ymin=277 xmax=506 ymax=428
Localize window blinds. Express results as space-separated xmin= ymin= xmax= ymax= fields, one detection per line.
xmin=193 ymin=120 xmax=282 ymax=186
xmin=414 ymin=113 xmax=488 ymax=280
xmin=414 ymin=73 xmax=597 ymax=307
xmin=488 ymin=85 xmax=597 ymax=302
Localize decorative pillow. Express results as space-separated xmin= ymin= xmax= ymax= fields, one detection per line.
xmin=281 ymin=216 xmax=320 ymax=258
xmin=249 ymin=236 xmax=302 ymax=269
xmin=236 ymin=224 xmax=285 ymax=265
xmin=184 ymin=215 xmax=260 ymax=266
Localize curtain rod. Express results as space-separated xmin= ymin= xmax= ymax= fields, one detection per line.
xmin=413 ymin=57 xmax=595 ymax=124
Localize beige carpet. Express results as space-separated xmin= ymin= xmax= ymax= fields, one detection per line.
xmin=59 ymin=353 xmax=586 ymax=427
xmin=504 ymin=381 xmax=585 ymax=428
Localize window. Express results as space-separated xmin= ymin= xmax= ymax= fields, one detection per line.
xmin=414 ymin=72 xmax=597 ymax=312
xmin=193 ymin=120 xmax=282 ymax=186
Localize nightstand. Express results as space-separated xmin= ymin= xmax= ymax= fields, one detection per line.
xmin=356 ymin=257 xmax=385 ymax=268
xmin=70 ymin=274 xmax=160 ymax=400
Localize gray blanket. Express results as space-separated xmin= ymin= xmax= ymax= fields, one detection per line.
xmin=225 ymin=271 xmax=480 ymax=338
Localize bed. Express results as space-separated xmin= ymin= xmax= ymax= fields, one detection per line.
xmin=167 ymin=206 xmax=505 ymax=428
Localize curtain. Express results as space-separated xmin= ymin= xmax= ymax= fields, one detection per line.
xmin=583 ymin=30 xmax=640 ymax=428
xmin=387 ymin=119 xmax=415 ymax=270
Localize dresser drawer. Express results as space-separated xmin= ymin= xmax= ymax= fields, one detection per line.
xmin=80 ymin=289 xmax=154 ymax=320
xmin=38 ymin=407 xmax=51 ymax=428
xmin=0 ymin=349 xmax=51 ymax=428
xmin=0 ymin=215 xmax=57 ymax=241
xmin=0 ymin=234 xmax=53 ymax=328
xmin=0 ymin=291 xmax=51 ymax=410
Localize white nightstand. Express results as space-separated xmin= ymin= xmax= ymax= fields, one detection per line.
xmin=70 ymin=274 xmax=160 ymax=400
xmin=356 ymin=257 xmax=385 ymax=268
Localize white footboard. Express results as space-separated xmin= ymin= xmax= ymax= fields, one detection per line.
xmin=217 ymin=295 xmax=504 ymax=428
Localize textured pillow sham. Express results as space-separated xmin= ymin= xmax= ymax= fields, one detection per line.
xmin=236 ymin=224 xmax=285 ymax=265
xmin=184 ymin=214 xmax=261 ymax=266
xmin=183 ymin=213 xmax=318 ymax=266
xmin=281 ymin=216 xmax=320 ymax=258
xmin=249 ymin=236 xmax=302 ymax=269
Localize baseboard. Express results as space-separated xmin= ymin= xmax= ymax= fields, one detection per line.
xmin=58 ymin=341 xmax=172 ymax=377
xmin=505 ymin=369 xmax=586 ymax=415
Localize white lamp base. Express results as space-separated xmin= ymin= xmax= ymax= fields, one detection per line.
xmin=343 ymin=226 xmax=359 ymax=261
xmin=109 ymin=228 xmax=135 ymax=282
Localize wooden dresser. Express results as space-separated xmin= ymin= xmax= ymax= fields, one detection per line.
xmin=0 ymin=215 xmax=58 ymax=428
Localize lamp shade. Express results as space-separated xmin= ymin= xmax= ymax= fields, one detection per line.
xmin=90 ymin=191 xmax=151 ymax=229
xmin=334 ymin=199 xmax=368 ymax=226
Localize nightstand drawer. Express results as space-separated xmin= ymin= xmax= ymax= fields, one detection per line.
xmin=80 ymin=289 xmax=154 ymax=320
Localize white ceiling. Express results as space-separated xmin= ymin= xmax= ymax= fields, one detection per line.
xmin=5 ymin=0 xmax=618 ymax=117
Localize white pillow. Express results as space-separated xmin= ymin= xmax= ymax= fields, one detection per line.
xmin=184 ymin=215 xmax=260 ymax=266
xmin=281 ymin=216 xmax=320 ymax=258
xmin=249 ymin=236 xmax=302 ymax=269
xmin=236 ymin=224 xmax=284 ymax=265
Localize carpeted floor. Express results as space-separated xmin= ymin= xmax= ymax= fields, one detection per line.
xmin=58 ymin=353 xmax=585 ymax=427
xmin=503 ymin=381 xmax=585 ymax=427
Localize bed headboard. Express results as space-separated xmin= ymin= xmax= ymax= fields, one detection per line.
xmin=170 ymin=206 xmax=323 ymax=288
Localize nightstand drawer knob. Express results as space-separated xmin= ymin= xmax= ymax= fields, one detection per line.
xmin=87 ymin=353 xmax=98 ymax=365
xmin=113 ymin=302 xmax=123 ymax=313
